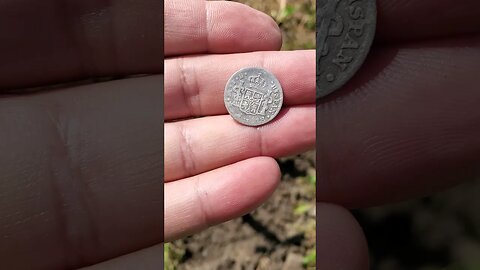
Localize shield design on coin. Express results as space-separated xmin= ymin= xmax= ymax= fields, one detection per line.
xmin=224 ymin=67 xmax=283 ymax=126
xmin=236 ymin=88 xmax=266 ymax=115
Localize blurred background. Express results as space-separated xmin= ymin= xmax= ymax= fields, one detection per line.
xmin=354 ymin=181 xmax=480 ymax=270
xmin=165 ymin=1 xmax=480 ymax=269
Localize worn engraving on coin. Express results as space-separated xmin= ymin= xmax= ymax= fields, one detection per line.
xmin=316 ymin=0 xmax=376 ymax=99
xmin=224 ymin=67 xmax=284 ymax=126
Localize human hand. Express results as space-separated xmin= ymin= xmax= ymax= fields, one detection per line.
xmin=318 ymin=0 xmax=480 ymax=207
xmin=316 ymin=2 xmax=480 ymax=269
xmin=163 ymin=0 xmax=315 ymax=242
xmin=0 ymin=1 xmax=163 ymax=269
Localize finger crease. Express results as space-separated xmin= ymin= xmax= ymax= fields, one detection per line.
xmin=177 ymin=123 xmax=197 ymax=177
xmin=204 ymin=1 xmax=212 ymax=52
xmin=255 ymin=127 xmax=267 ymax=157
xmin=258 ymin=51 xmax=268 ymax=70
xmin=178 ymin=58 xmax=202 ymax=116
xmin=47 ymin=110 xmax=98 ymax=264
xmin=194 ymin=175 xmax=214 ymax=228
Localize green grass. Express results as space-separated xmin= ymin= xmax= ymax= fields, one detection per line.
xmin=294 ymin=202 xmax=312 ymax=215
xmin=164 ymin=243 xmax=185 ymax=270
xmin=307 ymin=174 xmax=316 ymax=186
xmin=237 ymin=0 xmax=315 ymax=50
xmin=164 ymin=244 xmax=172 ymax=270
xmin=303 ymin=249 xmax=316 ymax=268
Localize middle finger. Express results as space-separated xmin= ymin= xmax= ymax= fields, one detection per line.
xmin=164 ymin=105 xmax=315 ymax=182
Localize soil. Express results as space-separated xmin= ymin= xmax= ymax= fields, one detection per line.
xmin=233 ymin=0 xmax=316 ymax=51
xmin=168 ymin=151 xmax=316 ymax=270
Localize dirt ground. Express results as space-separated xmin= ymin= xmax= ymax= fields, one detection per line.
xmin=233 ymin=0 xmax=316 ymax=51
xmin=167 ymin=152 xmax=316 ymax=270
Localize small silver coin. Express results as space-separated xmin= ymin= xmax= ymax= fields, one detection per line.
xmin=224 ymin=67 xmax=284 ymax=126
xmin=317 ymin=0 xmax=377 ymax=99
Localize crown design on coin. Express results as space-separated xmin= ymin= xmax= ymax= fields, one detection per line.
xmin=248 ymin=74 xmax=267 ymax=88
xmin=225 ymin=67 xmax=283 ymax=126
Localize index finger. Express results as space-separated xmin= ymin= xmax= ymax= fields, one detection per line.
xmin=165 ymin=0 xmax=282 ymax=56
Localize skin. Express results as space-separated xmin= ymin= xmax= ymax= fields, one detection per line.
xmin=318 ymin=0 xmax=480 ymax=207
xmin=0 ymin=0 xmax=479 ymax=269
xmin=0 ymin=1 xmax=164 ymax=269
xmin=163 ymin=0 xmax=316 ymax=241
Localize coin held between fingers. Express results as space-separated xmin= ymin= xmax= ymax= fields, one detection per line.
xmin=224 ymin=67 xmax=284 ymax=127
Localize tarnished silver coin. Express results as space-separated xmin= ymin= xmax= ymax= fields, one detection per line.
xmin=224 ymin=67 xmax=283 ymax=126
xmin=317 ymin=0 xmax=376 ymax=99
